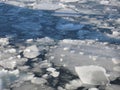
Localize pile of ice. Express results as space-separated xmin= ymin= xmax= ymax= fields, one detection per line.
xmin=0 ymin=0 xmax=120 ymax=89
xmin=0 ymin=37 xmax=58 ymax=89
xmin=48 ymin=39 xmax=120 ymax=87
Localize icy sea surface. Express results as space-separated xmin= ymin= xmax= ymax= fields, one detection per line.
xmin=0 ymin=0 xmax=120 ymax=90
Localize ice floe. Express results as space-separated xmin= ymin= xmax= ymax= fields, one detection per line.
xmin=75 ymin=65 xmax=109 ymax=85
xmin=23 ymin=45 xmax=40 ymax=58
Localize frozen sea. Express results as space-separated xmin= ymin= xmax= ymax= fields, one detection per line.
xmin=0 ymin=0 xmax=120 ymax=90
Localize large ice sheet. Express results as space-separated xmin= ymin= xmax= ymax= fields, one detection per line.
xmin=48 ymin=39 xmax=120 ymax=75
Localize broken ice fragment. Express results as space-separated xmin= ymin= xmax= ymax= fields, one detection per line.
xmin=60 ymin=0 xmax=79 ymax=3
xmin=65 ymin=79 xmax=82 ymax=90
xmin=112 ymin=31 xmax=120 ymax=37
xmin=100 ymin=0 xmax=109 ymax=5
xmin=75 ymin=65 xmax=109 ymax=85
xmin=23 ymin=45 xmax=40 ymax=58
xmin=88 ymin=87 xmax=99 ymax=90
xmin=0 ymin=60 xmax=16 ymax=69
xmin=112 ymin=58 xmax=120 ymax=64
xmin=0 ymin=38 xmax=9 ymax=46
xmin=31 ymin=77 xmax=47 ymax=85
xmin=46 ymin=67 xmax=56 ymax=72
xmin=63 ymin=47 xmax=69 ymax=51
xmin=50 ymin=71 xmax=60 ymax=78
xmin=6 ymin=48 xmax=16 ymax=53
xmin=20 ymin=73 xmax=34 ymax=81
xmin=0 ymin=69 xmax=19 ymax=89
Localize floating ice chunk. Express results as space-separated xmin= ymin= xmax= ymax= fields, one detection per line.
xmin=26 ymin=39 xmax=34 ymax=43
xmin=63 ymin=47 xmax=69 ymax=51
xmin=116 ymin=18 xmax=120 ymax=23
xmin=88 ymin=88 xmax=99 ymax=90
xmin=112 ymin=31 xmax=120 ymax=37
xmin=50 ymin=71 xmax=60 ymax=77
xmin=79 ymin=52 xmax=84 ymax=55
xmin=17 ymin=55 xmax=21 ymax=59
xmin=78 ymin=0 xmax=87 ymax=3
xmin=61 ymin=54 xmax=65 ymax=57
xmin=62 ymin=39 xmax=75 ymax=44
xmin=60 ymin=58 xmax=63 ymax=62
xmin=23 ymin=45 xmax=40 ymax=58
xmin=40 ymin=62 xmax=52 ymax=68
xmin=50 ymin=56 xmax=55 ymax=60
xmin=20 ymin=73 xmax=34 ymax=81
xmin=46 ymin=67 xmax=56 ymax=72
xmin=54 ymin=7 xmax=78 ymax=17
xmin=16 ymin=58 xmax=28 ymax=66
xmin=42 ymin=74 xmax=49 ymax=79
xmin=0 ymin=38 xmax=9 ymax=46
xmin=89 ymin=56 xmax=98 ymax=61
xmin=33 ymin=3 xmax=62 ymax=10
xmin=9 ymin=69 xmax=19 ymax=76
xmin=60 ymin=0 xmax=79 ymax=3
xmin=61 ymin=39 xmax=82 ymax=45
xmin=75 ymin=65 xmax=109 ymax=85
xmin=105 ymin=84 xmax=120 ymax=90
xmin=6 ymin=48 xmax=16 ymax=53
xmin=31 ymin=77 xmax=47 ymax=85
xmin=47 ymin=67 xmax=60 ymax=77
xmin=65 ymin=79 xmax=82 ymax=90
xmin=57 ymin=86 xmax=66 ymax=90
xmin=56 ymin=23 xmax=84 ymax=31
xmin=112 ymin=58 xmax=120 ymax=64
xmin=0 ymin=69 xmax=19 ymax=89
xmin=4 ymin=1 xmax=25 ymax=7
xmin=100 ymin=0 xmax=110 ymax=5
xmin=0 ymin=60 xmax=16 ymax=69
xmin=36 ymin=37 xmax=55 ymax=45
xmin=107 ymin=31 xmax=120 ymax=39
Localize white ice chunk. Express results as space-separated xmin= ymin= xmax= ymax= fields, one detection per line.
xmin=50 ymin=71 xmax=60 ymax=78
xmin=88 ymin=88 xmax=99 ymax=90
xmin=60 ymin=0 xmax=79 ymax=3
xmin=100 ymin=0 xmax=110 ymax=5
xmin=33 ymin=3 xmax=62 ymax=10
xmin=31 ymin=77 xmax=47 ymax=85
xmin=0 ymin=60 xmax=16 ymax=69
xmin=75 ymin=65 xmax=109 ymax=85
xmin=23 ymin=45 xmax=40 ymax=58
xmin=6 ymin=48 xmax=16 ymax=53
xmin=46 ymin=67 xmax=56 ymax=72
xmin=0 ymin=38 xmax=9 ymax=46
xmin=0 ymin=69 xmax=19 ymax=89
xmin=65 ymin=79 xmax=82 ymax=90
